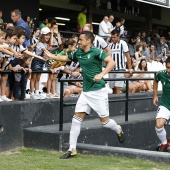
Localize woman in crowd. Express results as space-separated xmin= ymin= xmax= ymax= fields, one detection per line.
xmin=128 ymin=59 xmax=152 ymax=93
xmin=135 ymin=44 xmax=145 ymax=64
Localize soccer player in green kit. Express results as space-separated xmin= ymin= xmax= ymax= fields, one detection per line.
xmin=153 ymin=57 xmax=170 ymax=151
xmin=44 ymin=31 xmax=125 ymax=159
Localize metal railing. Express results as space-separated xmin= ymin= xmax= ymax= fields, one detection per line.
xmin=0 ymin=70 xmax=159 ymax=131
xmin=58 ymin=71 xmax=159 ymax=131
xmin=59 ymin=30 xmax=80 ymax=38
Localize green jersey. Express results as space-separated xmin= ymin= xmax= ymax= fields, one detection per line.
xmin=155 ymin=70 xmax=170 ymax=110
xmin=68 ymin=47 xmax=108 ymax=92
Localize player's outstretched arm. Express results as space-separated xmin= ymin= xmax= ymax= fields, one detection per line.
xmin=44 ymin=51 xmax=71 ymax=62
xmin=153 ymin=79 xmax=158 ymax=106
xmin=24 ymin=50 xmax=45 ymax=61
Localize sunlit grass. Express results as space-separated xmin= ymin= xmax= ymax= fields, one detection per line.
xmin=0 ymin=148 xmax=169 ymax=170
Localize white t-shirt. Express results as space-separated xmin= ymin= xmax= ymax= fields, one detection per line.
xmin=93 ymin=35 xmax=108 ymax=49
xmin=98 ymin=20 xmax=111 ymax=37
xmin=107 ymin=22 xmax=114 ymax=32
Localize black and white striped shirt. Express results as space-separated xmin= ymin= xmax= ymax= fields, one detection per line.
xmin=108 ymin=40 xmax=129 ymax=70
xmin=29 ymin=37 xmax=38 ymax=46
xmin=93 ymin=35 xmax=108 ymax=50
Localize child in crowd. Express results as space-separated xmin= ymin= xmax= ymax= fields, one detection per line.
xmin=45 ymin=38 xmax=78 ymax=98
xmin=0 ymin=27 xmax=26 ymax=101
xmin=50 ymin=22 xmax=62 ymax=52
xmin=0 ymin=29 xmax=21 ymax=101
xmin=5 ymin=26 xmax=44 ymax=100
xmin=64 ymin=65 xmax=82 ymax=97
xmin=0 ymin=31 xmax=6 ymax=101
xmin=30 ymin=27 xmax=51 ymax=100
xmin=9 ymin=54 xmax=32 ymax=100
xmin=29 ymin=28 xmax=40 ymax=50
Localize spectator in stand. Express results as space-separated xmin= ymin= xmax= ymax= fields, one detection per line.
xmin=0 ymin=10 xmax=5 ymax=31
xmin=128 ymin=59 xmax=153 ymax=93
xmin=29 ymin=28 xmax=40 ymax=50
xmin=142 ymin=44 xmax=157 ymax=62
xmin=6 ymin=23 xmax=14 ymax=29
xmin=99 ymin=16 xmax=111 ymax=38
xmin=6 ymin=27 xmax=44 ymax=100
xmin=157 ymin=37 xmax=169 ymax=61
xmin=11 ymin=9 xmax=30 ymax=47
xmin=108 ymin=29 xmax=132 ymax=94
xmin=25 ymin=16 xmax=34 ymax=34
xmin=9 ymin=54 xmax=32 ymax=101
xmin=30 ymin=27 xmax=51 ymax=100
xmin=113 ymin=21 xmax=121 ymax=33
xmin=129 ymin=31 xmax=141 ymax=46
xmin=0 ymin=31 xmax=14 ymax=102
xmin=107 ymin=15 xmax=114 ymax=32
xmin=0 ymin=28 xmax=23 ymax=102
xmin=140 ymin=31 xmax=148 ymax=49
xmin=136 ymin=59 xmax=153 ymax=92
xmin=119 ymin=18 xmax=125 ymax=38
xmin=77 ymin=7 xmax=87 ymax=33
xmin=39 ymin=18 xmax=50 ymax=29
xmin=122 ymin=58 xmax=142 ymax=93
xmin=83 ymin=23 xmax=111 ymax=56
xmin=50 ymin=22 xmax=62 ymax=52
xmin=46 ymin=38 xmax=77 ymax=98
xmin=135 ymin=44 xmax=146 ymax=64
xmin=64 ymin=61 xmax=82 ymax=97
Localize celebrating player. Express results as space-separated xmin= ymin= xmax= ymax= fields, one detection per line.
xmin=153 ymin=57 xmax=170 ymax=151
xmin=45 ymin=31 xmax=125 ymax=159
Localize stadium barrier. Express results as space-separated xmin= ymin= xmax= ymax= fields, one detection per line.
xmin=0 ymin=70 xmax=158 ymax=131
xmin=58 ymin=71 xmax=158 ymax=131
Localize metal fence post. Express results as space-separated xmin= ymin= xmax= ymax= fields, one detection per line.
xmin=125 ymin=79 xmax=129 ymax=121
xmin=59 ymin=81 xmax=64 ymax=131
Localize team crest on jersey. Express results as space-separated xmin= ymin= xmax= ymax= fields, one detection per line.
xmin=87 ymin=54 xmax=91 ymax=59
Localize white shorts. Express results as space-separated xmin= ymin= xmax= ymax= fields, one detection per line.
xmin=75 ymin=87 xmax=109 ymax=118
xmin=156 ymin=105 xmax=170 ymax=120
xmin=109 ymin=72 xmax=124 ymax=88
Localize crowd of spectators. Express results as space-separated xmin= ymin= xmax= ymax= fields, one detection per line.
xmin=0 ymin=7 xmax=169 ymax=102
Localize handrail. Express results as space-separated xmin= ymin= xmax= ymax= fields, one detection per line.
xmin=59 ymin=72 xmax=158 ymax=131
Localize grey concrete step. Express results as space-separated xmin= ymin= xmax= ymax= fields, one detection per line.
xmin=24 ymin=111 xmax=163 ymax=151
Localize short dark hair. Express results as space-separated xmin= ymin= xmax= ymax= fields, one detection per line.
xmin=166 ymin=57 xmax=170 ymax=65
xmin=11 ymin=9 xmax=21 ymax=17
xmin=80 ymin=31 xmax=94 ymax=43
xmin=5 ymin=27 xmax=17 ymax=39
xmin=15 ymin=26 xmax=26 ymax=38
xmin=120 ymin=18 xmax=125 ymax=22
xmin=149 ymin=44 xmax=154 ymax=48
xmin=111 ymin=29 xmax=120 ymax=36
xmin=136 ymin=44 xmax=142 ymax=51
